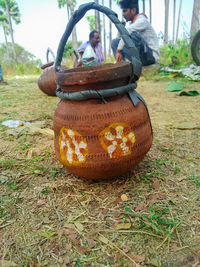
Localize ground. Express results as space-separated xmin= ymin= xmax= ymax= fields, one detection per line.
xmin=0 ymin=72 xmax=200 ymax=267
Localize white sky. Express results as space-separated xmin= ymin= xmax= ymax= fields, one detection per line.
xmin=0 ymin=0 xmax=193 ymax=64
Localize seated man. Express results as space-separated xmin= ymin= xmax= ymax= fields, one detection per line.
xmin=111 ymin=0 xmax=160 ymax=66
xmin=77 ymin=30 xmax=104 ymax=64
xmin=0 ymin=64 xmax=7 ymax=84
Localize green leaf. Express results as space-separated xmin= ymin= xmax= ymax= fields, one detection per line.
xmin=165 ymin=82 xmax=184 ymax=92
xmin=178 ymin=90 xmax=200 ymax=96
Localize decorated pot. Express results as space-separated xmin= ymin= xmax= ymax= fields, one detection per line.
xmin=53 ymin=3 xmax=152 ymax=180
xmin=38 ymin=48 xmax=69 ymax=96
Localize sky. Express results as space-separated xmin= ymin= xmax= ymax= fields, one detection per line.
xmin=0 ymin=0 xmax=193 ymax=64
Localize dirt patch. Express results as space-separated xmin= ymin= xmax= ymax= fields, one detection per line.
xmin=0 ymin=75 xmax=200 ymax=266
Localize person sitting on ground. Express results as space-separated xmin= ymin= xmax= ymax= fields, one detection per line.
xmin=77 ymin=30 xmax=104 ymax=66
xmin=0 ymin=64 xmax=7 ymax=84
xmin=111 ymin=0 xmax=160 ymax=66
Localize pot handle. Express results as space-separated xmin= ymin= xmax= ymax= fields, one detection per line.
xmin=54 ymin=2 xmax=142 ymax=81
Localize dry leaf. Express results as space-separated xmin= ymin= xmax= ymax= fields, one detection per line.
xmin=86 ymin=235 xmax=96 ymax=248
xmin=113 ymin=196 xmax=122 ymax=204
xmin=57 ymin=229 xmax=64 ymax=237
xmin=115 ymin=222 xmax=131 ymax=230
xmin=131 ymin=254 xmax=145 ymax=263
xmin=99 ymin=235 xmax=108 ymax=244
xmin=76 ymin=245 xmax=88 ymax=255
xmin=74 ymin=222 xmax=84 ymax=232
xmin=135 ymin=202 xmax=147 ymax=211
xmin=63 ymin=223 xmax=75 ymax=229
xmin=121 ymin=194 xmax=128 ymax=202
xmin=65 ymin=243 xmax=72 ymax=250
xmin=122 ymin=245 xmax=130 ymax=253
xmin=152 ymin=178 xmax=160 ymax=190
xmin=68 ymin=234 xmax=80 ymax=246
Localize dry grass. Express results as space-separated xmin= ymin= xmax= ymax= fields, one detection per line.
xmin=0 ymin=73 xmax=200 ymax=267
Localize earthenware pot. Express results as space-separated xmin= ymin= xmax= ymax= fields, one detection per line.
xmin=53 ymin=3 xmax=152 ymax=180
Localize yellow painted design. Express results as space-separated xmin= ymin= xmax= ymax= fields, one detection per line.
xmin=59 ymin=128 xmax=88 ymax=166
xmin=99 ymin=122 xmax=136 ymax=159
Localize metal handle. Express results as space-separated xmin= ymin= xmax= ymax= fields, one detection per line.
xmin=54 ymin=2 xmax=142 ymax=80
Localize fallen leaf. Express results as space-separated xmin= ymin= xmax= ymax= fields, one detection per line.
xmin=65 ymin=243 xmax=72 ymax=250
xmin=56 ymin=229 xmax=64 ymax=237
xmin=152 ymin=178 xmax=160 ymax=190
xmin=74 ymin=222 xmax=84 ymax=232
xmin=86 ymin=235 xmax=96 ymax=248
xmin=131 ymin=254 xmax=145 ymax=263
xmin=122 ymin=245 xmax=130 ymax=253
xmin=135 ymin=202 xmax=147 ymax=211
xmin=76 ymin=245 xmax=88 ymax=255
xmin=63 ymin=223 xmax=75 ymax=230
xmin=121 ymin=194 xmax=128 ymax=202
xmin=68 ymin=234 xmax=80 ymax=246
xmin=113 ymin=196 xmax=122 ymax=204
xmin=115 ymin=222 xmax=131 ymax=230
xmin=99 ymin=235 xmax=109 ymax=244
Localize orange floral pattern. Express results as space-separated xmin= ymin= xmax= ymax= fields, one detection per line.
xmin=99 ymin=123 xmax=136 ymax=159
xmin=59 ymin=128 xmax=88 ymax=166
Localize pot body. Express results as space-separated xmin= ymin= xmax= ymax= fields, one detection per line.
xmin=53 ymin=94 xmax=152 ymax=180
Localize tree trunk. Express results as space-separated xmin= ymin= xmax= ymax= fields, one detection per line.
xmin=175 ymin=0 xmax=182 ymax=44
xmin=108 ymin=0 xmax=112 ymax=57
xmin=5 ymin=0 xmax=17 ymax=64
xmin=94 ymin=0 xmax=101 ymax=40
xmin=142 ymin=0 xmax=145 ymax=13
xmin=102 ymin=0 xmax=106 ymax=60
xmin=190 ymin=0 xmax=200 ymax=38
xmin=164 ymin=0 xmax=169 ymax=44
xmin=3 ymin=25 xmax=10 ymax=59
xmin=68 ymin=1 xmax=78 ymax=55
xmin=172 ymin=0 xmax=176 ymax=44
xmin=149 ymin=0 xmax=152 ymax=24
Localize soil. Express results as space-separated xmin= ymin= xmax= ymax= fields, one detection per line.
xmin=0 ymin=74 xmax=199 ymax=267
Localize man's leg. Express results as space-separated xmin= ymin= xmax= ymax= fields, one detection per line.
xmin=112 ymin=33 xmax=155 ymax=66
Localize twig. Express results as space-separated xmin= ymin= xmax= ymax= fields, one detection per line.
xmin=156 ymin=223 xmax=181 ymax=249
xmin=98 ymin=233 xmax=139 ymax=267
xmin=102 ymin=229 xmax=162 ymax=238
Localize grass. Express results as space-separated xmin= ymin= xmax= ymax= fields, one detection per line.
xmin=0 ymin=72 xmax=200 ymax=266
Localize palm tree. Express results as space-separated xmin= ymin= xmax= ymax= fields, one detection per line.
xmin=57 ymin=0 xmax=78 ymax=53
xmin=101 ymin=0 xmax=106 ymax=59
xmin=164 ymin=0 xmax=169 ymax=44
xmin=108 ymin=0 xmax=112 ymax=57
xmin=0 ymin=0 xmax=20 ymax=63
xmin=94 ymin=0 xmax=101 ymax=41
xmin=172 ymin=0 xmax=176 ymax=44
xmin=175 ymin=0 xmax=182 ymax=44
xmin=149 ymin=0 xmax=152 ymax=24
xmin=190 ymin=0 xmax=200 ymax=38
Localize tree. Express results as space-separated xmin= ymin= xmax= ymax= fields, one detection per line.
xmin=164 ymin=0 xmax=169 ymax=44
xmin=102 ymin=0 xmax=106 ymax=59
xmin=149 ymin=0 xmax=152 ymax=24
xmin=190 ymin=0 xmax=200 ymax=38
xmin=172 ymin=0 xmax=176 ymax=44
xmin=142 ymin=0 xmax=146 ymax=13
xmin=0 ymin=0 xmax=20 ymax=63
xmin=94 ymin=0 xmax=101 ymax=41
xmin=86 ymin=15 xmax=95 ymax=31
xmin=108 ymin=0 xmax=112 ymax=57
xmin=175 ymin=0 xmax=182 ymax=43
xmin=57 ymin=0 xmax=78 ymax=54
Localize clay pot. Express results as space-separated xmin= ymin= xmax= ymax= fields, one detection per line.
xmin=53 ymin=3 xmax=151 ymax=180
xmin=53 ymin=63 xmax=152 ymax=180
xmin=38 ymin=62 xmax=69 ymax=96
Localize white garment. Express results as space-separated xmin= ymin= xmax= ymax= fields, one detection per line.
xmin=117 ymin=14 xmax=160 ymax=61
